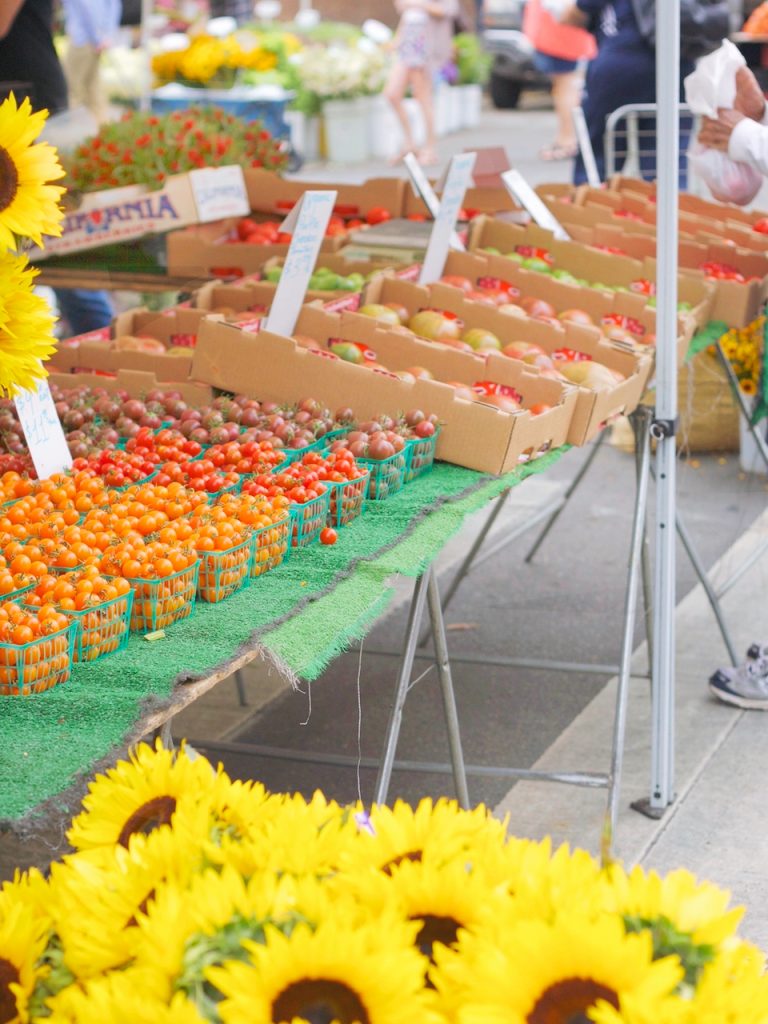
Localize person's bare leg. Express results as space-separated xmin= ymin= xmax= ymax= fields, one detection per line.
xmin=384 ymin=61 xmax=416 ymax=160
xmin=551 ymin=71 xmax=581 ymax=150
xmin=411 ymin=66 xmax=437 ymax=165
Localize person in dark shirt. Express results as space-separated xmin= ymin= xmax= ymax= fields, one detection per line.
xmin=0 ymin=0 xmax=114 ymax=336
xmin=562 ymin=0 xmax=694 ymax=184
xmin=0 ymin=0 xmax=68 ymax=114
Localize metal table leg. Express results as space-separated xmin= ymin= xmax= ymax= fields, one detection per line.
xmin=427 ymin=569 xmax=470 ymax=809
xmin=373 ymin=571 xmax=430 ymax=805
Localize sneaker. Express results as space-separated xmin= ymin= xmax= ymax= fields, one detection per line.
xmin=710 ymin=643 xmax=768 ymax=688
xmin=709 ymin=656 xmax=768 ymax=709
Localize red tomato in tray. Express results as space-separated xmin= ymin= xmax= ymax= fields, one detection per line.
xmin=366 ymin=206 xmax=392 ymax=225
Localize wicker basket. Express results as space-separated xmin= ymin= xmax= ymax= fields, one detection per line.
xmin=611 ymin=350 xmax=740 ymax=454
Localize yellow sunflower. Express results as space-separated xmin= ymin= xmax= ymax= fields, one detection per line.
xmin=209 ymin=915 xmax=443 ymax=1024
xmin=337 ymin=856 xmax=513 ymax=967
xmin=0 ymin=882 xmax=51 ymax=1024
xmin=135 ymin=868 xmax=357 ymax=1018
xmin=432 ymin=914 xmax=682 ymax=1024
xmin=676 ymin=941 xmax=768 ymax=1024
xmin=603 ymin=865 xmax=744 ymax=989
xmin=48 ymin=819 xmax=205 ymax=980
xmin=45 ymin=969 xmax=205 ymax=1024
xmin=217 ymin=793 xmax=355 ymax=879
xmin=0 ymin=252 xmax=57 ymax=397
xmin=0 ymin=93 xmax=64 ymax=252
xmin=66 ymin=741 xmax=216 ymax=852
xmin=339 ymin=798 xmax=508 ymax=876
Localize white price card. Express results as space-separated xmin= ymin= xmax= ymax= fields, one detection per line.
xmin=501 ymin=169 xmax=571 ymax=241
xmin=403 ymin=153 xmax=464 ymax=252
xmin=419 ymin=152 xmax=476 ymax=285
xmin=14 ymin=377 xmax=72 ymax=480
xmin=189 ymin=165 xmax=250 ymax=222
xmin=265 ymin=190 xmax=338 ymax=338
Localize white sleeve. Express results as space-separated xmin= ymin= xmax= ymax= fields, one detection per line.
xmin=728 ymin=118 xmax=768 ymax=177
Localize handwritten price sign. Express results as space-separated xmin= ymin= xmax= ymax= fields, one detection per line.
xmin=265 ymin=190 xmax=338 ymax=338
xmin=419 ymin=152 xmax=476 ymax=286
xmin=14 ymin=378 xmax=72 ymax=480
xmin=403 ymin=153 xmax=464 ymax=252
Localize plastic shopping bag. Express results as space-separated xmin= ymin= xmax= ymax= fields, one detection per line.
xmin=684 ymin=40 xmax=763 ymax=205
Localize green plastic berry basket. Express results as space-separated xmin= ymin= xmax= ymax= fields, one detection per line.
xmin=288 ymin=489 xmax=332 ymax=551
xmin=327 ymin=472 xmax=370 ymax=528
xmin=123 ymin=561 xmax=200 ymax=633
xmin=250 ymin=513 xmax=291 ymax=578
xmin=357 ymin=448 xmax=411 ymax=500
xmin=0 ymin=622 xmax=75 ymax=696
xmin=404 ymin=429 xmax=440 ymax=482
xmin=25 ymin=591 xmax=134 ymax=663
xmin=197 ymin=535 xmax=253 ymax=603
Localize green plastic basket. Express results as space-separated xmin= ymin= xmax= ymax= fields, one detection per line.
xmin=123 ymin=561 xmax=200 ymax=633
xmin=404 ymin=429 xmax=440 ymax=482
xmin=250 ymin=513 xmax=290 ymax=578
xmin=70 ymin=591 xmax=134 ymax=662
xmin=0 ymin=623 xmax=75 ymax=696
xmin=23 ymin=591 xmax=133 ymax=663
xmin=288 ymin=489 xmax=332 ymax=550
xmin=197 ymin=535 xmax=253 ymax=603
xmin=358 ymin=448 xmax=411 ymax=500
xmin=327 ymin=472 xmax=370 ymax=528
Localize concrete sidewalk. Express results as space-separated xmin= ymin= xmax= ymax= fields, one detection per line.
xmin=495 ymin=502 xmax=768 ymax=951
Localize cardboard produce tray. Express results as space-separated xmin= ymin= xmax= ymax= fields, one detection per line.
xmin=190 ymin=315 xmax=577 ymax=475
xmin=352 ymin=277 xmax=652 ymax=446
xmin=51 ymin=308 xmax=211 ymax=379
xmin=244 ymin=169 xmax=406 ymax=221
xmin=47 ymin=368 xmax=213 ymax=405
xmin=468 ymin=217 xmax=714 ymax=329
xmin=418 ymin=248 xmax=695 ymax=359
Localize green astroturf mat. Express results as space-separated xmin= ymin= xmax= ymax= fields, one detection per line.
xmin=0 ymin=449 xmax=567 ymax=824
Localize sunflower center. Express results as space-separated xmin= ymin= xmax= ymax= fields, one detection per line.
xmin=0 ymin=148 xmax=18 ymax=213
xmin=272 ymin=979 xmax=371 ymax=1024
xmin=526 ymin=977 xmax=619 ymax=1024
xmin=381 ymin=850 xmax=422 ymax=876
xmin=0 ymin=957 xmax=21 ymax=1024
xmin=117 ymin=795 xmax=177 ymax=847
xmin=413 ymin=914 xmax=461 ymax=959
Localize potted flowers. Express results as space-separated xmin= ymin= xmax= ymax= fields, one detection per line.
xmin=294 ymin=42 xmax=389 ymax=162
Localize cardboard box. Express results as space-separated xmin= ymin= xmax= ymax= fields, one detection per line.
xmin=353 ymin=277 xmax=652 ymax=445
xmin=467 ymin=217 xmax=714 ymax=328
xmin=48 ymin=368 xmax=213 ymax=405
xmin=190 ymin=315 xmax=577 ymax=475
xmin=78 ymin=307 xmax=208 ymax=375
xmin=244 ymin=169 xmax=406 ymax=220
xmin=30 ymin=166 xmax=250 ymax=259
xmin=167 ymin=215 xmax=357 ymax=277
xmin=432 ymin=249 xmax=695 ymax=355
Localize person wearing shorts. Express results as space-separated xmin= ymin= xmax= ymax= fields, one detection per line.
xmin=524 ymin=0 xmax=596 ymax=161
xmin=384 ymin=0 xmax=458 ymax=166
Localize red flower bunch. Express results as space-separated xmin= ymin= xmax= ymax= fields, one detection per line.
xmin=67 ymin=106 xmax=286 ymax=193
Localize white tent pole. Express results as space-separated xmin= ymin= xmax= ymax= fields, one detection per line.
xmin=139 ymin=0 xmax=153 ymax=112
xmin=650 ymin=0 xmax=680 ymax=812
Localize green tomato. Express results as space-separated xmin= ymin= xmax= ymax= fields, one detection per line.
xmin=264 ymin=266 xmax=282 ymax=282
xmin=522 ymin=257 xmax=552 ymax=273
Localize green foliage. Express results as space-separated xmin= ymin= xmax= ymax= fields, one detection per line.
xmin=454 ymin=33 xmax=492 ymax=85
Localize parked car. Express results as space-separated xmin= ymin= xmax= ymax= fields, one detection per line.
xmin=480 ymin=0 xmax=550 ymax=109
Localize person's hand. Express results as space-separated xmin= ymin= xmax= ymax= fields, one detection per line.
xmin=734 ymin=66 xmax=766 ymax=122
xmin=698 ymin=110 xmax=746 ymax=152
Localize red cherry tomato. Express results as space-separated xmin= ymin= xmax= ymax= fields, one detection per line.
xmin=320 ymin=527 xmax=338 ymax=545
